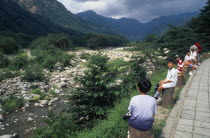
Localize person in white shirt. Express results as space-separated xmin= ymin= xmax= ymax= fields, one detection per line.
xmin=184 ymin=52 xmax=195 ymax=75
xmin=154 ymin=60 xmax=178 ymax=100
xmin=189 ymin=48 xmax=197 ymax=65
xmin=190 ymin=45 xmax=198 ymax=53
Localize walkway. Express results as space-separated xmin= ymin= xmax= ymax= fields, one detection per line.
xmin=162 ymin=59 xmax=210 ymax=138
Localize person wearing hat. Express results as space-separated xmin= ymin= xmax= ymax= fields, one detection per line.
xmin=195 ymin=42 xmax=202 ymax=65
xmin=175 ymin=55 xmax=184 ymax=75
xmin=190 ymin=44 xmax=198 ymax=52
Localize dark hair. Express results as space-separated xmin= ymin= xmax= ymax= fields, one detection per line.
xmin=167 ymin=60 xmax=175 ymax=64
xmin=137 ymin=79 xmax=152 ymax=93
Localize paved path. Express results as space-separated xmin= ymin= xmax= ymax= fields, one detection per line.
xmin=162 ymin=59 xmax=210 ymax=138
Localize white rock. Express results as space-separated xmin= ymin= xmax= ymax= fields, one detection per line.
xmin=34 ymin=103 xmax=39 ymax=107
xmin=27 ymin=117 xmax=33 ymax=122
xmin=24 ymin=96 xmax=31 ymax=101
xmin=54 ymin=89 xmax=61 ymax=94
xmin=21 ymin=90 xmax=27 ymax=94
xmin=0 ymin=135 xmax=12 ymax=138
xmin=39 ymin=100 xmax=48 ymax=105
xmin=39 ymin=104 xmax=44 ymax=107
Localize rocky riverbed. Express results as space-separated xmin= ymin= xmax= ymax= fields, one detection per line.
xmin=0 ymin=47 xmax=157 ymax=137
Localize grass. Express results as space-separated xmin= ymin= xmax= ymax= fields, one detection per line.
xmin=108 ymin=59 xmax=129 ymax=71
xmin=76 ymin=68 xmax=168 ymax=138
xmin=30 ymin=88 xmax=47 ymax=100
xmin=1 ymin=95 xmax=25 ymax=113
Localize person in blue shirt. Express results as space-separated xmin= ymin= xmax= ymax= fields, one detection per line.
xmin=127 ymin=79 xmax=157 ymax=132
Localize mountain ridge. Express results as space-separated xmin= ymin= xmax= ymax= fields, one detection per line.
xmin=77 ymin=10 xmax=199 ymax=40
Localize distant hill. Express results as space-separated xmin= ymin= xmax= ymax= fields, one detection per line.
xmin=13 ymin=0 xmax=117 ymax=35
xmin=77 ymin=10 xmax=199 ymax=40
xmin=0 ymin=0 xmax=83 ymax=36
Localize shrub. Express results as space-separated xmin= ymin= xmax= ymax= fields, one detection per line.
xmin=22 ymin=64 xmax=45 ymax=82
xmin=70 ymin=54 xmax=121 ymax=128
xmin=35 ymin=111 xmax=78 ymax=138
xmin=2 ymin=95 xmax=25 ymax=112
xmin=0 ymin=37 xmax=20 ymax=54
xmin=80 ymin=52 xmax=91 ymax=60
xmin=31 ymin=89 xmax=46 ymax=100
xmin=0 ymin=52 xmax=10 ymax=68
xmin=0 ymin=69 xmax=21 ymax=82
xmin=108 ymin=59 xmax=128 ymax=71
xmin=9 ymin=53 xmax=28 ymax=70
xmin=30 ymin=34 xmax=74 ymax=51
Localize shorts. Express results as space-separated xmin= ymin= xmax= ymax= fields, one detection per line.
xmin=188 ymin=64 xmax=193 ymax=68
xmin=162 ymin=83 xmax=175 ymax=89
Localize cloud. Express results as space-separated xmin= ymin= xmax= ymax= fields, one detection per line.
xmin=58 ymin=0 xmax=207 ymax=22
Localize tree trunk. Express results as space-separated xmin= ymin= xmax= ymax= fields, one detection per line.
xmin=129 ymin=126 xmax=154 ymax=138
xmin=176 ymin=74 xmax=185 ymax=87
xmin=184 ymin=66 xmax=190 ymax=76
xmin=162 ymin=88 xmax=175 ymax=107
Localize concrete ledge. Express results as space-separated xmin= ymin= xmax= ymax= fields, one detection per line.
xmin=161 ymin=59 xmax=209 ymax=138
xmin=161 ymin=74 xmax=194 ymax=138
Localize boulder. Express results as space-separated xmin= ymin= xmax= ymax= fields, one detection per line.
xmin=39 ymin=100 xmax=48 ymax=105
xmin=34 ymin=103 xmax=39 ymax=107
xmin=27 ymin=117 xmax=33 ymax=122
xmin=54 ymin=89 xmax=61 ymax=94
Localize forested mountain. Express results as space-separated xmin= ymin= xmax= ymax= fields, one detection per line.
xmin=0 ymin=0 xmax=83 ymax=36
xmin=13 ymin=0 xmax=117 ymax=35
xmin=77 ymin=10 xmax=199 ymax=40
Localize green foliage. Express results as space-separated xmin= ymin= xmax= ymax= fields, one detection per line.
xmin=0 ymin=52 xmax=10 ymax=68
xmin=84 ymin=33 xmax=128 ymax=49
xmin=0 ymin=69 xmax=21 ymax=82
xmin=22 ymin=64 xmax=45 ymax=82
xmin=0 ymin=36 xmax=20 ymax=54
xmin=120 ymin=58 xmax=147 ymax=92
xmin=77 ymin=69 xmax=167 ymax=138
xmin=143 ymin=34 xmax=158 ymax=43
xmin=30 ymin=34 xmax=74 ymax=51
xmin=30 ymin=89 xmax=47 ymax=100
xmin=35 ymin=111 xmax=79 ymax=138
xmin=188 ymin=0 xmax=210 ymax=45
xmin=70 ymin=54 xmax=120 ymax=127
xmin=9 ymin=53 xmax=28 ymax=70
xmin=77 ymin=98 xmax=130 ymax=138
xmin=108 ymin=59 xmax=128 ymax=71
xmin=1 ymin=95 xmax=25 ymax=113
xmin=0 ymin=32 xmax=33 ymax=48
xmin=80 ymin=52 xmax=91 ymax=60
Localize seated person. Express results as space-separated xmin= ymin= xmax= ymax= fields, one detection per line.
xmin=175 ymin=55 xmax=184 ymax=74
xmin=189 ymin=48 xmax=197 ymax=65
xmin=154 ymin=60 xmax=178 ymax=100
xmin=127 ymin=79 xmax=156 ymax=132
xmin=184 ymin=52 xmax=195 ymax=75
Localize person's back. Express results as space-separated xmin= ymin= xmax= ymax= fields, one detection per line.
xmin=128 ymin=95 xmax=156 ymax=131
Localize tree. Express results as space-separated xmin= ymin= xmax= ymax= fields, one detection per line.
xmin=70 ymin=54 xmax=120 ymax=128
xmin=0 ymin=37 xmax=20 ymax=54
xmin=188 ymin=0 xmax=210 ymax=45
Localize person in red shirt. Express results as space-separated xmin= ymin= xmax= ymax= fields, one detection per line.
xmin=175 ymin=55 xmax=184 ymax=74
xmin=195 ymin=42 xmax=203 ymax=65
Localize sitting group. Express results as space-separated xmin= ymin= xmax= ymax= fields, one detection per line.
xmin=125 ymin=42 xmax=202 ymax=138
xmin=154 ymin=42 xmax=202 ymax=100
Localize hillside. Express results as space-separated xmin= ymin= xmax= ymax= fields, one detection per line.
xmin=77 ymin=10 xmax=199 ymax=40
xmin=0 ymin=0 xmax=83 ymax=36
xmin=13 ymin=0 xmax=117 ymax=35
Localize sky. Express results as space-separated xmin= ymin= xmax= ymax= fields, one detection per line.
xmin=58 ymin=0 xmax=207 ymax=23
